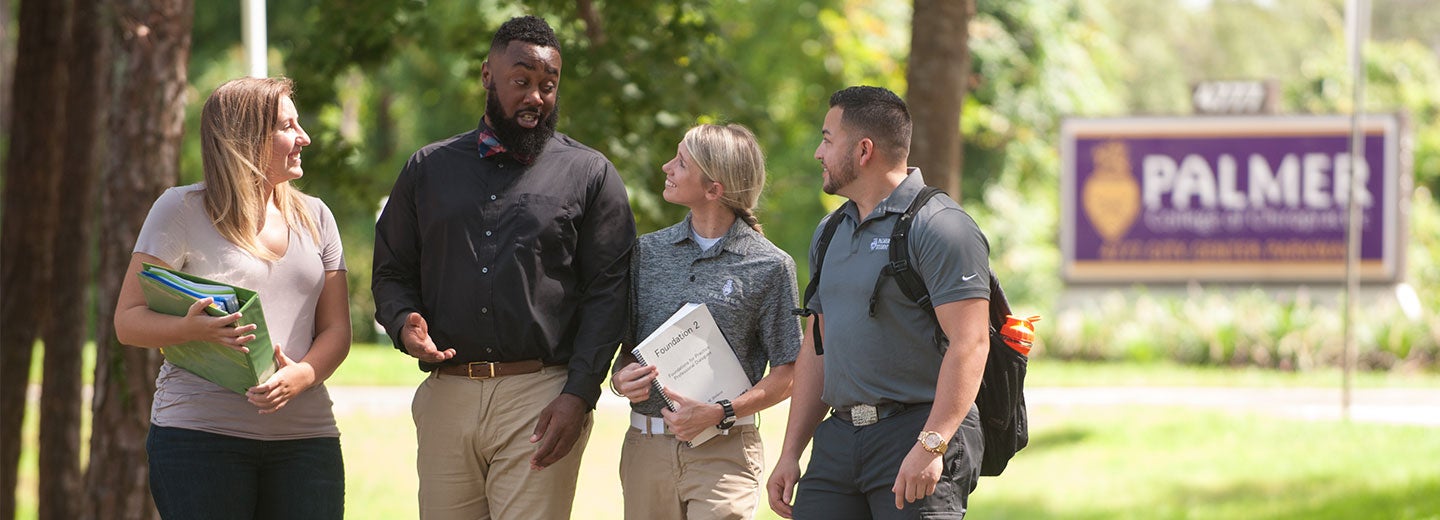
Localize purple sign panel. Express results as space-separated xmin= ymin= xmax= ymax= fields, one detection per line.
xmin=1061 ymin=116 xmax=1401 ymax=282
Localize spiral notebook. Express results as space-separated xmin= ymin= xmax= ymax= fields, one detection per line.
xmin=631 ymin=302 xmax=753 ymax=447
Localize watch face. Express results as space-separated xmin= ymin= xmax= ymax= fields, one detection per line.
xmin=922 ymin=433 xmax=941 ymax=449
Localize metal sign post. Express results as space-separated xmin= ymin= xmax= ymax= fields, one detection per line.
xmin=242 ymin=0 xmax=267 ymax=78
xmin=1342 ymin=0 xmax=1370 ymax=422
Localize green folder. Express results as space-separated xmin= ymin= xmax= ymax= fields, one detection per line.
xmin=136 ymin=263 xmax=277 ymax=395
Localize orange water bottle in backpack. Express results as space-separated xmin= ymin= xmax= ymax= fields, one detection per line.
xmin=999 ymin=315 xmax=1039 ymax=356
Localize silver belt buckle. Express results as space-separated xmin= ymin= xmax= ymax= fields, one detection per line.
xmin=851 ymin=404 xmax=878 ymax=426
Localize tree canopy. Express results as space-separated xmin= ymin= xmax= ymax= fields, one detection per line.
xmin=154 ymin=0 xmax=1440 ymax=342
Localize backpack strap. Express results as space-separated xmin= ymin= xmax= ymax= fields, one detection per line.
xmin=875 ymin=186 xmax=1011 ymax=332
xmin=987 ymin=273 xmax=1012 ymax=329
xmin=870 ymin=186 xmax=945 ymax=317
xmin=793 ymin=206 xmax=847 ymax=355
xmin=798 ymin=185 xmax=1012 ymax=356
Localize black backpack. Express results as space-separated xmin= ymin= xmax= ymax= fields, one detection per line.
xmin=794 ymin=185 xmax=1029 ymax=477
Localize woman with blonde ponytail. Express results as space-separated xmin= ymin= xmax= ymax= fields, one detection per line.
xmin=113 ymin=77 xmax=350 ymax=519
xmin=610 ymin=123 xmax=802 ymax=519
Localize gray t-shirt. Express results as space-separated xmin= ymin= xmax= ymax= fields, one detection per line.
xmin=808 ymin=170 xmax=991 ymax=408
xmin=134 ymin=184 xmax=347 ymax=440
xmin=625 ymin=215 xmax=803 ymax=417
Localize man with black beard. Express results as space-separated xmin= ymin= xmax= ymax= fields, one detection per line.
xmin=372 ymin=15 xmax=635 ymax=520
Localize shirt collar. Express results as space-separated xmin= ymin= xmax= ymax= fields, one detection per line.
xmin=841 ymin=167 xmax=927 ymax=223
xmin=665 ymin=213 xmax=757 ymax=257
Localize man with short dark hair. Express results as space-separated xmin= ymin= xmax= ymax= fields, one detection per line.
xmin=767 ymin=85 xmax=990 ymax=519
xmin=372 ymin=15 xmax=635 ymax=520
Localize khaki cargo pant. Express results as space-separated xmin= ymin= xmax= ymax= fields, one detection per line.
xmin=619 ymin=421 xmax=763 ymax=520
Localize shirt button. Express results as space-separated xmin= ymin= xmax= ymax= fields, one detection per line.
xmin=481 ymin=267 xmax=489 ymax=274
xmin=490 ymin=195 xmax=497 ymax=201
xmin=481 ymin=307 xmax=489 ymax=314
xmin=485 ymin=230 xmax=493 ymax=237
xmin=486 ymin=348 xmax=494 ymax=353
xmin=690 ymin=275 xmax=696 ymax=282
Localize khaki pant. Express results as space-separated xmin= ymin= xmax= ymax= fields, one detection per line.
xmin=412 ymin=366 xmax=592 ymax=520
xmin=618 ymin=423 xmax=763 ymax=520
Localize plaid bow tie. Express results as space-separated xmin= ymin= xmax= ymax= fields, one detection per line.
xmin=477 ymin=125 xmax=536 ymax=165
xmin=477 ymin=127 xmax=507 ymax=158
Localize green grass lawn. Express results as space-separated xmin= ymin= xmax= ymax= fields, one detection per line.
xmin=331 ymin=401 xmax=1440 ymax=520
xmin=971 ymin=406 xmax=1440 ymax=519
xmin=15 ymin=345 xmax=1440 ymax=519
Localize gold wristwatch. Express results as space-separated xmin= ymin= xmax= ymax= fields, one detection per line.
xmin=917 ymin=431 xmax=948 ymax=455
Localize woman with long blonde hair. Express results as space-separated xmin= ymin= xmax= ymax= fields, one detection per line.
xmin=611 ymin=123 xmax=802 ymax=519
xmin=113 ymin=76 xmax=350 ymax=519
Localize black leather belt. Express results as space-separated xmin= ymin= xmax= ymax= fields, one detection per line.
xmin=831 ymin=402 xmax=922 ymax=426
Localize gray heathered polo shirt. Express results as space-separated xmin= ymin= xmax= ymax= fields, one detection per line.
xmin=808 ymin=169 xmax=991 ymax=409
xmin=625 ymin=215 xmax=803 ymax=417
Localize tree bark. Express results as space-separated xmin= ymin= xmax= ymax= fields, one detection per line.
xmin=83 ymin=1 xmax=193 ymax=518
xmin=39 ymin=0 xmax=109 ymax=517
xmin=576 ymin=0 xmax=606 ymax=46
xmin=906 ymin=0 xmax=972 ymax=198
xmin=1 ymin=0 xmax=15 ymax=135
xmin=1 ymin=1 xmax=71 ymax=518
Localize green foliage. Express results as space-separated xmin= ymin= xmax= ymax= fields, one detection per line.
xmin=958 ymin=0 xmax=1129 ymax=307
xmin=953 ymin=0 xmax=1440 ymax=371
xmin=1046 ymin=284 xmax=1437 ymax=371
xmin=182 ymin=0 xmax=846 ymax=341
xmin=1287 ymin=36 xmax=1440 ymax=195
xmin=172 ymin=0 xmax=1440 ymax=359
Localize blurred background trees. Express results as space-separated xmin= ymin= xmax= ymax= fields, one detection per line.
xmin=133 ymin=0 xmax=1440 ymax=351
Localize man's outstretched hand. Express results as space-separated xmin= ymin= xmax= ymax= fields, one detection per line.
xmin=401 ymin=312 xmax=455 ymax=363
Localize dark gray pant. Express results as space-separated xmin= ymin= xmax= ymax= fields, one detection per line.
xmin=792 ymin=404 xmax=983 ymax=519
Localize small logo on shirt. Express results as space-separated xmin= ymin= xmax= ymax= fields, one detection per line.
xmin=962 ymin=272 xmax=979 ymax=281
xmin=870 ymin=238 xmax=890 ymax=251
xmin=722 ymin=279 xmax=735 ymax=296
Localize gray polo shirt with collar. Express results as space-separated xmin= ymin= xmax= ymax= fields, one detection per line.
xmin=626 ymin=214 xmax=803 ymax=418
xmin=808 ymin=169 xmax=992 ymax=409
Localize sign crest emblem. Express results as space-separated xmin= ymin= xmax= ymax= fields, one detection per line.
xmin=1082 ymin=141 xmax=1141 ymax=242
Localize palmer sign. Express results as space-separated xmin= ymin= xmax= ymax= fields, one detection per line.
xmin=1060 ymin=116 xmax=1403 ymax=283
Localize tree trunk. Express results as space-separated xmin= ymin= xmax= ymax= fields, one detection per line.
xmin=83 ymin=1 xmax=193 ymax=518
xmin=906 ymin=0 xmax=972 ymax=198
xmin=0 ymin=1 xmax=71 ymax=518
xmin=1 ymin=0 xmax=15 ymax=135
xmin=39 ymin=0 xmax=109 ymax=517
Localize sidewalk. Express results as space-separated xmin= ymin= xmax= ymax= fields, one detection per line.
xmin=1025 ymin=386 xmax=1440 ymax=426
xmin=330 ymin=386 xmax=1440 ymax=426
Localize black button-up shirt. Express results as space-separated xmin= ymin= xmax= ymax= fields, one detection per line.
xmin=373 ymin=121 xmax=636 ymax=408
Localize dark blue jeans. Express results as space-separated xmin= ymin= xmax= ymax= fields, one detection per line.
xmin=147 ymin=424 xmax=344 ymax=520
xmin=793 ymin=404 xmax=983 ymax=519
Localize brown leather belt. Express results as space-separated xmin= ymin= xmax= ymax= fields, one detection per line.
xmin=433 ymin=360 xmax=556 ymax=379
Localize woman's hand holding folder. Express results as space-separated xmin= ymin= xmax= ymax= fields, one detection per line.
xmin=247 ymin=344 xmax=309 ymax=414
xmin=180 ymin=296 xmax=258 ymax=353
